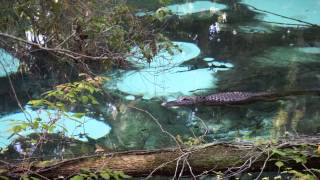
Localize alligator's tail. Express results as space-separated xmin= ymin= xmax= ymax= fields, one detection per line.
xmin=253 ymin=89 xmax=320 ymax=100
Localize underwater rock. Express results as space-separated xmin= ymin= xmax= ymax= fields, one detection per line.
xmin=0 ymin=105 xmax=111 ymax=148
xmin=241 ymin=0 xmax=320 ymax=26
xmin=166 ymin=1 xmax=227 ymax=16
xmin=0 ymin=49 xmax=20 ymax=77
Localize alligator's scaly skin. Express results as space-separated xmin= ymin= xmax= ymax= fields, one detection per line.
xmin=162 ymin=90 xmax=320 ymax=107
xmin=201 ymin=92 xmax=263 ymax=105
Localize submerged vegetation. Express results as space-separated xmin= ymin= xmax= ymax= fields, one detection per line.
xmin=0 ymin=0 xmax=320 ymax=179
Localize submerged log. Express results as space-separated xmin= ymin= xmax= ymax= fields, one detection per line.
xmin=1 ymin=136 xmax=320 ymax=179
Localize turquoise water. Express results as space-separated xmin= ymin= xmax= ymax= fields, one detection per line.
xmin=0 ymin=49 xmax=20 ymax=77
xmin=1 ymin=0 xmax=320 ymax=160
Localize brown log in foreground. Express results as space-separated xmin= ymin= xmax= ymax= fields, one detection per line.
xmin=1 ymin=137 xmax=320 ymax=179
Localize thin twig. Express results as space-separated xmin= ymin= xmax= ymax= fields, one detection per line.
xmin=256 ymin=149 xmax=271 ymax=179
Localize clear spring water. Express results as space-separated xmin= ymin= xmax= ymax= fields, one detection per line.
xmin=0 ymin=0 xmax=320 ymax=159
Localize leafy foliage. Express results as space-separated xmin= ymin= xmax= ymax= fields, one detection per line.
xmin=41 ymin=75 xmax=107 ymax=107
xmin=9 ymin=76 xmax=106 ymax=140
xmin=70 ymin=169 xmax=131 ymax=180
xmin=176 ymin=135 xmax=203 ymax=147
xmin=0 ymin=0 xmax=172 ymax=76
xmin=271 ymin=146 xmax=319 ymax=179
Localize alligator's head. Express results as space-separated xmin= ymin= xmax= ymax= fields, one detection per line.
xmin=161 ymin=96 xmax=197 ymax=107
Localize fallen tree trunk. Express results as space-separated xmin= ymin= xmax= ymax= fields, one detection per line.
xmin=1 ymin=136 xmax=320 ymax=179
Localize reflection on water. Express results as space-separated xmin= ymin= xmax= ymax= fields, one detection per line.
xmin=1 ymin=0 xmax=320 ymax=159
xmin=166 ymin=1 xmax=227 ymax=16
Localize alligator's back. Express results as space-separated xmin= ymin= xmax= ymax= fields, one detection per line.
xmin=162 ymin=90 xmax=320 ymax=107
xmin=201 ymin=91 xmax=265 ymax=105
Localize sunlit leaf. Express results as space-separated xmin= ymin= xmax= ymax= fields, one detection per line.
xmin=81 ymin=96 xmax=89 ymax=104
xmin=72 ymin=113 xmax=85 ymax=119
xmin=28 ymin=100 xmax=44 ymax=107
xmin=70 ymin=175 xmax=84 ymax=180
xmin=275 ymin=161 xmax=284 ymax=169
xmin=100 ymin=172 xmax=110 ymax=180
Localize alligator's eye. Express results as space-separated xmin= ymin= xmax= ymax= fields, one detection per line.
xmin=180 ymin=97 xmax=189 ymax=101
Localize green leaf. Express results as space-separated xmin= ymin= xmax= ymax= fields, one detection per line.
xmin=32 ymin=120 xmax=39 ymax=129
xmin=28 ymin=100 xmax=44 ymax=107
xmin=72 ymin=113 xmax=85 ymax=119
xmin=55 ymin=102 xmax=65 ymax=109
xmin=81 ymin=96 xmax=89 ymax=104
xmin=11 ymin=125 xmax=21 ymax=133
xmin=120 ymin=174 xmax=131 ymax=179
xmin=22 ymin=175 xmax=30 ymax=180
xmin=0 ymin=176 xmax=9 ymax=180
xmin=89 ymin=172 xmax=98 ymax=179
xmin=272 ymin=149 xmax=287 ymax=156
xmin=88 ymin=95 xmax=99 ymax=105
xmin=100 ymin=172 xmax=110 ymax=180
xmin=292 ymin=156 xmax=306 ymax=164
xmin=87 ymin=86 xmax=95 ymax=94
xmin=47 ymin=125 xmax=56 ymax=133
xmin=275 ymin=161 xmax=284 ymax=169
xmin=11 ymin=123 xmax=29 ymax=133
xmin=70 ymin=175 xmax=84 ymax=180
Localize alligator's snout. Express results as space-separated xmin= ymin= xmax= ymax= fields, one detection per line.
xmin=162 ymin=96 xmax=197 ymax=107
xmin=161 ymin=101 xmax=178 ymax=108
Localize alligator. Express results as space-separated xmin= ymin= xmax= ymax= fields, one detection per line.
xmin=161 ymin=90 xmax=320 ymax=107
